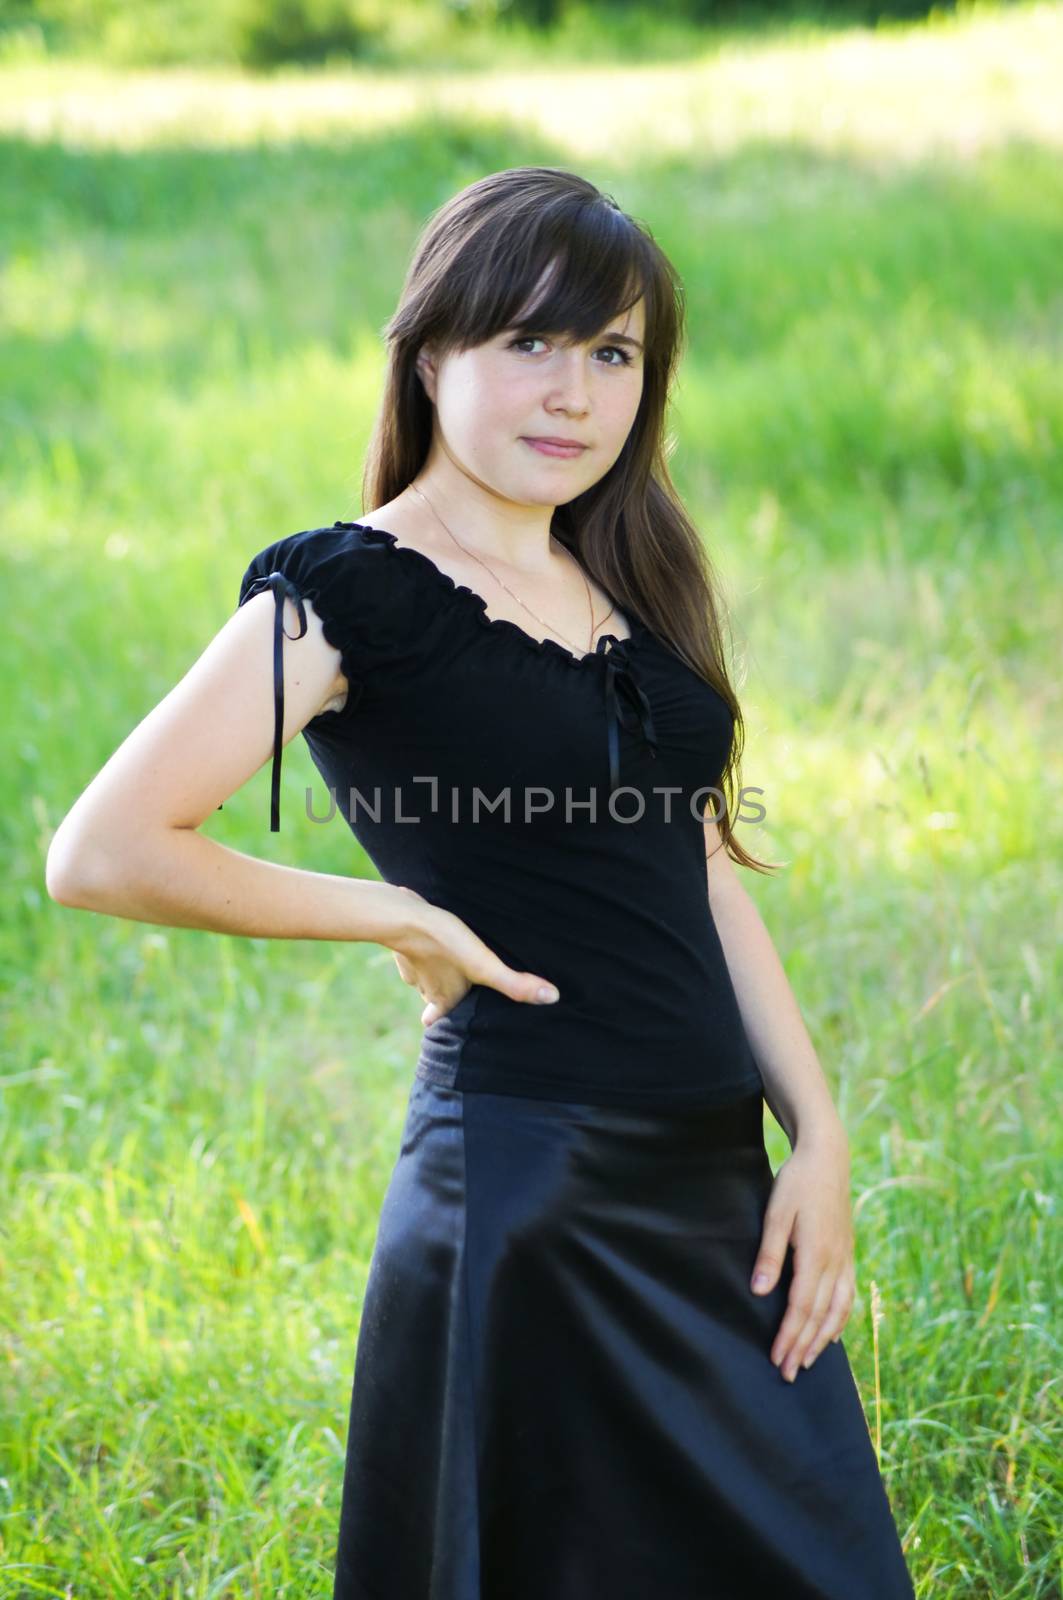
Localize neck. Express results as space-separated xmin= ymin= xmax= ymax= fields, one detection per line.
xmin=407 ymin=477 xmax=561 ymax=575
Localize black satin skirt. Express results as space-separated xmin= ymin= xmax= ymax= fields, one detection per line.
xmin=330 ymin=1077 xmax=915 ymax=1600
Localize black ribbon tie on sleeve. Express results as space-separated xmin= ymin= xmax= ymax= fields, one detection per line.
xmin=241 ymin=571 xmax=309 ymax=832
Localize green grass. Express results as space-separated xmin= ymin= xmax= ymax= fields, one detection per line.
xmin=2 ymin=2 xmax=1061 ymax=1594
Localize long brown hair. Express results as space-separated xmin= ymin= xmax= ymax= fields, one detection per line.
xmin=361 ymin=165 xmax=777 ymax=875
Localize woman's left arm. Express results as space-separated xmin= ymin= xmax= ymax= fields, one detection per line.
xmin=704 ymin=819 xmax=856 ymax=1383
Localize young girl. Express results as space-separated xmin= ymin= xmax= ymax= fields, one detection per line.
xmin=47 ymin=165 xmax=916 ymax=1599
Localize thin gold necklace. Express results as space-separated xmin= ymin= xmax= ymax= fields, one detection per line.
xmin=408 ymin=481 xmax=615 ymax=657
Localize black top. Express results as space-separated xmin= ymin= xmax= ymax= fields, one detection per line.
xmin=236 ymin=520 xmax=763 ymax=1111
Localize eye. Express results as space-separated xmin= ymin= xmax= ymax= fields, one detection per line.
xmin=507 ymin=335 xmax=634 ymax=367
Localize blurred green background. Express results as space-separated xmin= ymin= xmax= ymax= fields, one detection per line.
xmin=2 ymin=0 xmax=1060 ymax=1594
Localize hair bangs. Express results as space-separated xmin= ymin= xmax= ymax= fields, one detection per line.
xmin=445 ymin=203 xmax=654 ymax=357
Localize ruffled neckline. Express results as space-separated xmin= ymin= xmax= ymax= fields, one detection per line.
xmin=334 ymin=520 xmax=642 ymax=670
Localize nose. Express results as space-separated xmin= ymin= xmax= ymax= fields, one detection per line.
xmin=547 ymin=348 xmax=591 ymax=411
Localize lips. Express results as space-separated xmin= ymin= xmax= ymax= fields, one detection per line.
xmin=522 ymin=437 xmax=588 ymax=458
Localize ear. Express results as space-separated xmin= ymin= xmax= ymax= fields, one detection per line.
xmin=415 ymin=342 xmax=438 ymax=404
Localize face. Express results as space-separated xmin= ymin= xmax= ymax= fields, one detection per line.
xmin=416 ymin=292 xmax=646 ymax=509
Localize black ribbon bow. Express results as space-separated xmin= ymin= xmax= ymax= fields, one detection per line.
xmin=595 ymin=634 xmax=659 ymax=797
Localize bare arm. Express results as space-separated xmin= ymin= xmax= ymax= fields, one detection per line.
xmin=705 ymin=818 xmax=857 ymax=1380
xmin=44 ymin=588 xmax=414 ymax=941
xmin=703 ymin=818 xmax=847 ymax=1155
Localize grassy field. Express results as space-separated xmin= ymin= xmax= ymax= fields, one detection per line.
xmin=1 ymin=2 xmax=1061 ymax=1594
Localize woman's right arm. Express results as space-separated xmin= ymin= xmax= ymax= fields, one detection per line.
xmin=44 ymin=588 xmax=412 ymax=943
xmin=44 ymin=586 xmax=560 ymax=1016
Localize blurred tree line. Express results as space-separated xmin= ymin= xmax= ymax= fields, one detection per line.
xmin=0 ymin=0 xmax=959 ymax=67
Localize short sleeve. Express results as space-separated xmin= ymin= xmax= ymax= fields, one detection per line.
xmin=234 ymin=523 xmax=368 ymax=833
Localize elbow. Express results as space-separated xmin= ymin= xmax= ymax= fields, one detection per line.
xmin=45 ymin=825 xmax=122 ymax=909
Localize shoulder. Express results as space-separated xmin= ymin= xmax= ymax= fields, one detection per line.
xmin=237 ymin=522 xmax=373 ymax=608
xmin=236 ymin=521 xmax=415 ymax=665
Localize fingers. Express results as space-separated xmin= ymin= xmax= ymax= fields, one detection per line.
xmin=772 ymin=1260 xmax=835 ymax=1382
xmin=421 ymin=969 xmax=556 ymax=1027
xmin=750 ymin=1198 xmax=852 ymax=1382
xmin=390 ymin=901 xmax=561 ymax=1022
xmin=392 ymin=950 xmax=418 ymax=986
xmin=750 ymin=1157 xmax=857 ymax=1380
xmin=407 ymin=965 xmax=559 ymax=1030
xmin=389 ymin=950 xmax=451 ymax=1027
xmin=749 ymin=1201 xmax=792 ymax=1298
xmin=797 ymin=1267 xmax=855 ymax=1371
xmin=515 ymin=970 xmax=560 ymax=1005
xmin=475 ymin=953 xmax=559 ymax=1006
